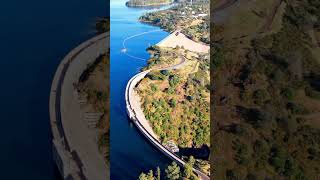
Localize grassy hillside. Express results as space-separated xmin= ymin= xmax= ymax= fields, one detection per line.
xmin=136 ymin=1 xmax=210 ymax=177
xmin=140 ymin=1 xmax=209 ymax=43
xmin=138 ymin=48 xmax=210 ymax=147
xmin=212 ymin=0 xmax=320 ymax=179
xmin=136 ymin=46 xmax=210 ymax=174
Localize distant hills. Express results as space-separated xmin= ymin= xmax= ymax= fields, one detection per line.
xmin=126 ymin=0 xmax=172 ymax=7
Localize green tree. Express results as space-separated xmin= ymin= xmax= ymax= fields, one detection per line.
xmin=139 ymin=173 xmax=148 ymax=180
xmin=147 ymin=170 xmax=155 ymax=180
xmin=139 ymin=170 xmax=155 ymax=180
xmin=281 ymin=87 xmax=295 ymax=100
xmin=183 ymin=163 xmax=192 ymax=178
xmin=183 ymin=156 xmax=195 ymax=178
xmin=212 ymin=47 xmax=224 ymax=69
xmin=169 ymin=75 xmax=180 ymax=87
xmin=165 ymin=162 xmax=180 ymax=180
xmin=151 ymin=84 xmax=158 ymax=92
xmin=169 ymin=99 xmax=177 ymax=108
xmin=156 ymin=167 xmax=161 ymax=180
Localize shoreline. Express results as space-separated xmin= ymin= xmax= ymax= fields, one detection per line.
xmin=126 ymin=1 xmax=173 ymax=8
xmin=125 ymin=59 xmax=210 ymax=180
xmin=125 ymin=6 xmax=210 ymax=179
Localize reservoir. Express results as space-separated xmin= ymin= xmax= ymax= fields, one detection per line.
xmin=110 ymin=0 xmax=171 ymax=179
xmin=0 ymin=0 xmax=107 ymax=179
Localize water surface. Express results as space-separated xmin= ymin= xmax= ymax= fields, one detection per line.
xmin=0 ymin=0 xmax=107 ymax=179
xmin=110 ymin=0 xmax=171 ymax=179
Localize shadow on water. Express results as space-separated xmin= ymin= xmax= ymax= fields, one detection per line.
xmin=178 ymin=145 xmax=210 ymax=160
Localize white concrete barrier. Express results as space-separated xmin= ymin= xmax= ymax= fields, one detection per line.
xmin=49 ymin=32 xmax=109 ymax=180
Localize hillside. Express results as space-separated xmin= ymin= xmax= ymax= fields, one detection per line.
xmin=135 ymin=2 xmax=211 ymax=173
xmin=136 ymin=45 xmax=210 ymax=176
xmin=139 ymin=1 xmax=209 ymax=44
xmin=211 ymin=0 xmax=320 ymax=179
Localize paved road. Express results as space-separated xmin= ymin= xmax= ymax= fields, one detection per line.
xmin=125 ymin=57 xmax=210 ymax=180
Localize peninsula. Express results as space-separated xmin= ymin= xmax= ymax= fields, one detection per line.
xmin=125 ymin=1 xmax=210 ymax=179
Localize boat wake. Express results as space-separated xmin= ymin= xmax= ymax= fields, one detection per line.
xmin=122 ymin=29 xmax=162 ymax=61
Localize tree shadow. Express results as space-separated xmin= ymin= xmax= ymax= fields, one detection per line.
xmin=178 ymin=145 xmax=210 ymax=160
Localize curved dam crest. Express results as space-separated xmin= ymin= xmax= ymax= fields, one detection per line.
xmin=49 ymin=32 xmax=109 ymax=180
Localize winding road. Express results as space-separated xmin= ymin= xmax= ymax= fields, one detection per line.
xmin=125 ymin=56 xmax=210 ymax=180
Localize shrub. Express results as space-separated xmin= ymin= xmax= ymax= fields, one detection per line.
xmin=281 ymin=87 xmax=295 ymax=100
xmin=305 ymin=87 xmax=320 ymax=100
xmin=246 ymin=108 xmax=274 ymax=129
xmin=277 ymin=116 xmax=298 ymax=133
xmin=253 ymin=89 xmax=268 ymax=105
xmin=160 ymin=70 xmax=170 ymax=76
xmin=147 ymin=71 xmax=165 ymax=80
xmin=166 ymin=87 xmax=175 ymax=94
xmin=229 ymin=124 xmax=245 ymax=135
xmin=165 ymin=162 xmax=180 ymax=180
xmin=212 ymin=47 xmax=224 ymax=69
xmin=226 ymin=169 xmax=236 ymax=180
xmin=169 ymin=74 xmax=180 ymax=87
xmin=151 ymin=84 xmax=158 ymax=92
xmin=169 ymin=99 xmax=177 ymax=108
xmin=234 ymin=143 xmax=250 ymax=165
xmin=186 ymin=95 xmax=193 ymax=101
xmin=286 ymin=102 xmax=308 ymax=114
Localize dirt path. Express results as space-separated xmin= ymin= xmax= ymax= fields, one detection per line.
xmin=212 ymin=0 xmax=238 ymax=12
xmin=260 ymin=0 xmax=283 ymax=32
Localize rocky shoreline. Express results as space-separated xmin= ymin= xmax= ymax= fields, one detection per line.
xmin=126 ymin=0 xmax=172 ymax=7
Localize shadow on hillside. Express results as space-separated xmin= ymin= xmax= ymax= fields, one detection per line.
xmin=178 ymin=145 xmax=210 ymax=160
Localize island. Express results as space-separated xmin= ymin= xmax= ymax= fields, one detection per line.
xmin=126 ymin=0 xmax=173 ymax=7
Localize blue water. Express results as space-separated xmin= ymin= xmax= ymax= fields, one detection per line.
xmin=110 ymin=0 xmax=171 ymax=179
xmin=0 ymin=0 xmax=107 ymax=179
